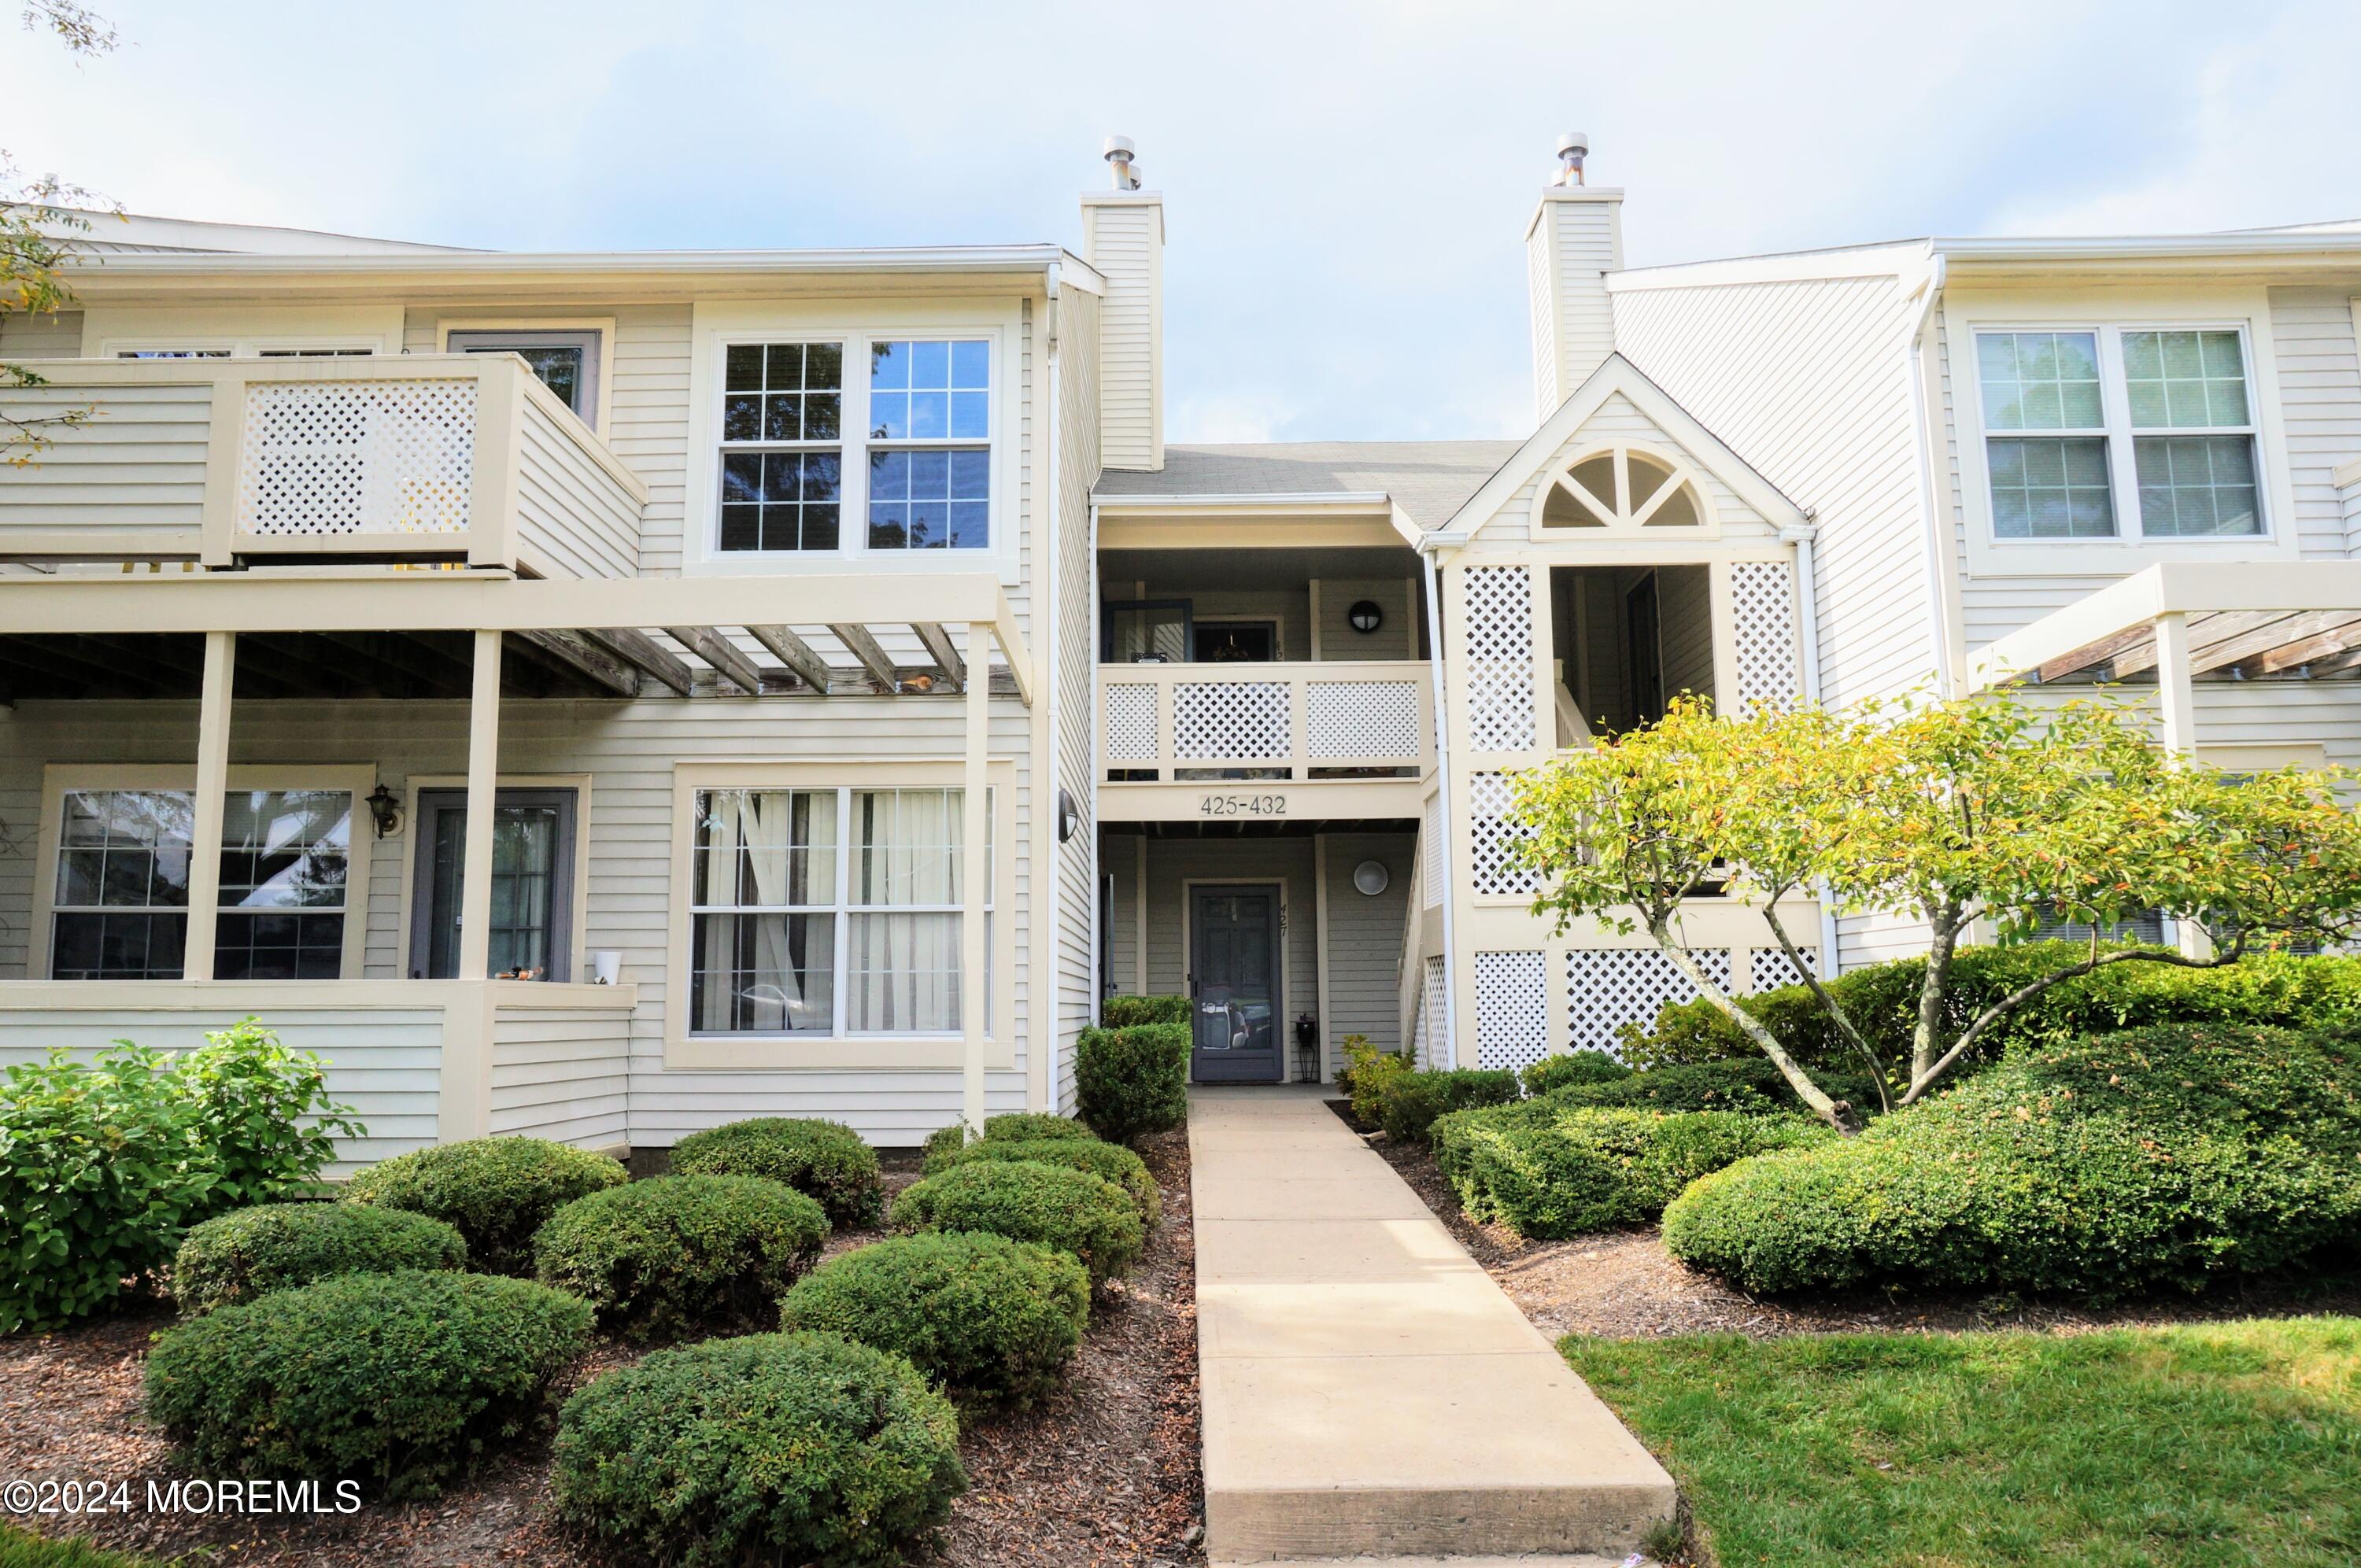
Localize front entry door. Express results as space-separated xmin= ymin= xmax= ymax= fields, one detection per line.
xmin=408 ymin=788 xmax=578 ymax=980
xmin=1189 ymin=884 xmax=1282 ymax=1083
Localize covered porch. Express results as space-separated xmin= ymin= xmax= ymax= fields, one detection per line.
xmin=0 ymin=569 xmax=1036 ymax=1157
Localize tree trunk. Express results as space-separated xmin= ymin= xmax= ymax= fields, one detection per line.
xmin=1912 ymin=910 xmax=1961 ymax=1087
xmin=1652 ymin=920 xmax=1859 ymax=1134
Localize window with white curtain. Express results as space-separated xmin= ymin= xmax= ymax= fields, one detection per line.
xmin=688 ymin=784 xmax=991 ymax=1037
xmin=1974 ymin=326 xmax=2263 ymax=541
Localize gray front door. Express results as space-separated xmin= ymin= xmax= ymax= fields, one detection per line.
xmin=1190 ymin=884 xmax=1282 ymax=1083
xmin=408 ymin=788 xmax=578 ymax=980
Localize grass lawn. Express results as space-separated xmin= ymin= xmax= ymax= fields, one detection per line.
xmin=1561 ymin=1316 xmax=2361 ymax=1568
xmin=0 ymin=1526 xmax=169 ymax=1567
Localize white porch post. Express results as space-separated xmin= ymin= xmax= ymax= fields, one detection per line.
xmin=182 ymin=630 xmax=235 ymax=982
xmin=459 ymin=629 xmax=503 ymax=980
xmin=2152 ymin=611 xmax=2214 ymax=958
xmin=962 ymin=620 xmax=991 ymax=1134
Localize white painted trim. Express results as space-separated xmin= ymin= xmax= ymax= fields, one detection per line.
xmin=83 ymin=301 xmax=405 ymax=358
xmin=33 ymin=761 xmax=379 ymax=983
xmin=1312 ymin=834 xmax=1335 ymax=1085
xmin=1525 ymin=438 xmax=1720 ymax=541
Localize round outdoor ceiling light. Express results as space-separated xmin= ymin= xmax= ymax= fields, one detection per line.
xmin=1347 ymin=600 xmax=1384 ymax=635
xmin=1352 ymin=859 xmax=1390 ymax=896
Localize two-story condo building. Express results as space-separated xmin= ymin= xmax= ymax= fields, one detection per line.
xmin=5 ymin=137 xmax=2359 ymax=1162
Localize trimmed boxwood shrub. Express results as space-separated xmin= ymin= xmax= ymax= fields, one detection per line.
xmin=778 ymin=1232 xmax=1089 ymax=1405
xmin=1628 ymin=943 xmax=2361 ymax=1077
xmin=667 ymin=1117 xmax=882 ymax=1227
xmin=1075 ymin=1022 xmax=1189 ymax=1144
xmin=144 ymin=1269 xmax=593 ymax=1499
xmin=551 ymin=1330 xmax=965 ymax=1568
xmin=921 ymin=1111 xmax=1099 ymax=1166
xmin=172 ymin=1201 xmax=466 ymax=1315
xmin=531 ymin=1174 xmax=829 ymax=1340
xmin=1520 ymin=1050 xmax=1631 ymax=1098
xmin=1661 ymin=1024 xmax=2361 ymax=1300
xmin=344 ymin=1136 xmax=625 ymax=1275
xmin=925 ymin=1136 xmax=1161 ymax=1228
xmin=1373 ymin=1068 xmax=1520 ymax=1144
xmin=892 ymin=1160 xmax=1144 ymax=1286
xmin=1100 ymin=994 xmax=1191 ymax=1027
xmin=1433 ymin=1104 xmax=1835 ymax=1238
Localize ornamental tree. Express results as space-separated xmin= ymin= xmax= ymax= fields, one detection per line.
xmin=1511 ymin=691 xmax=2361 ymax=1132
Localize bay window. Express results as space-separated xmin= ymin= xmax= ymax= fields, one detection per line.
xmin=1975 ymin=325 xmax=2263 ymax=542
xmin=688 ymin=784 xmax=990 ymax=1037
xmin=712 ymin=334 xmax=992 ymax=557
xmin=48 ymin=783 xmax=355 ymax=980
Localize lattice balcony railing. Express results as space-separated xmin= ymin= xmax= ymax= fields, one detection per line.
xmin=1097 ymin=661 xmax=1435 ymax=779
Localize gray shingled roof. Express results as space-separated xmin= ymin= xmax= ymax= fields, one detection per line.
xmin=1094 ymin=441 xmax=1523 ymax=530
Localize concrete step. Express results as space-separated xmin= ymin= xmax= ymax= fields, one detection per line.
xmin=1190 ymin=1090 xmax=1676 ymax=1563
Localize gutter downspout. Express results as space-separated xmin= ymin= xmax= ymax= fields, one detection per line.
xmin=1417 ymin=537 xmax=1461 ymax=1069
xmin=1786 ymin=518 xmax=1841 ymax=983
xmin=1040 ymin=266 xmax=1063 ymax=1110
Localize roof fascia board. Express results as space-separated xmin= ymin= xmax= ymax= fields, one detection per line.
xmin=64 ymin=245 xmax=1100 ymax=291
xmin=1437 ymin=352 xmax=1809 ymax=537
xmin=1609 ymin=242 xmax=1931 ymax=293
xmin=1092 ymin=491 xmax=1392 ymax=517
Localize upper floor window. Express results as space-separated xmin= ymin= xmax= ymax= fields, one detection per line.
xmin=712 ymin=335 xmax=992 ymax=557
xmin=448 ymin=329 xmax=602 ymax=424
xmin=1975 ymin=327 xmax=2261 ymax=541
xmin=1537 ymin=443 xmax=1709 ymax=533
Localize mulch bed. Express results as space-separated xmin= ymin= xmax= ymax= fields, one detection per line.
xmin=1339 ymin=1100 xmax=2361 ymax=1342
xmin=0 ymin=1130 xmax=1205 ymax=1567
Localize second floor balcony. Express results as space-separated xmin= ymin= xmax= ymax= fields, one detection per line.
xmin=0 ymin=353 xmax=646 ymax=577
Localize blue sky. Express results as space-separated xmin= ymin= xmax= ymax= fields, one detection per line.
xmin=10 ymin=0 xmax=2359 ymax=441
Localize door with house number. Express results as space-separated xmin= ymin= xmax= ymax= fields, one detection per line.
xmin=1189 ymin=884 xmax=1282 ymax=1083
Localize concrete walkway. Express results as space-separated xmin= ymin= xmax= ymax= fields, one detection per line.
xmin=1191 ymin=1086 xmax=1676 ymax=1565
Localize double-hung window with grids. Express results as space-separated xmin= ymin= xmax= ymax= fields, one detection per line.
xmin=1974 ymin=326 xmax=2263 ymax=542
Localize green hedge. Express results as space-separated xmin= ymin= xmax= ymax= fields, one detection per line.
xmin=0 ymin=1526 xmax=170 ymax=1568
xmin=1433 ymin=1103 xmax=1836 ymax=1238
xmin=1520 ymin=1050 xmax=1632 ymax=1097
xmin=1662 ymin=1024 xmax=2361 ymax=1299
xmin=172 ymin=1201 xmax=466 ymax=1315
xmin=778 ymin=1233 xmax=1089 ymax=1406
xmin=1372 ymin=1068 xmax=1520 ymax=1143
xmin=344 ymin=1137 xmax=625 ymax=1275
xmin=667 ymin=1117 xmax=883 ymax=1227
xmin=921 ymin=1112 xmax=1099 ymax=1166
xmin=551 ymin=1330 xmax=966 ymax=1568
xmin=531 ymin=1174 xmax=829 ymax=1340
xmin=1101 ymin=994 xmax=1191 ymax=1027
xmin=1630 ymin=943 xmax=2361 ymax=1077
xmin=924 ymin=1136 xmax=1161 ymax=1229
xmin=145 ymin=1269 xmax=592 ymax=1499
xmin=1076 ymin=1022 xmax=1190 ymax=1144
xmin=892 ymin=1160 xmax=1144 ymax=1286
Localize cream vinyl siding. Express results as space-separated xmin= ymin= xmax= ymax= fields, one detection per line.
xmin=1527 ymin=194 xmax=1621 ymax=419
xmin=1314 ymin=577 xmax=1418 ymax=660
xmin=1612 ymin=269 xmax=1937 ymax=706
xmin=0 ymin=694 xmax=1038 ymax=1148
xmin=490 ymin=1003 xmax=631 ymax=1146
xmin=1051 ymin=286 xmax=1103 ymax=1110
xmin=1105 ymin=835 xmax=1143 ymax=995
xmin=2263 ymin=288 xmax=2361 ymax=558
xmin=1465 ymin=392 xmax=1777 ymax=554
xmin=513 ymin=395 xmax=641 ymax=580
xmin=0 ymin=378 xmax=211 ymax=553
xmin=1135 ymin=836 xmax=1317 ymax=1048
xmin=1084 ymin=200 xmax=1160 ymax=472
xmin=0 ymin=308 xmax=84 ymax=358
xmin=1318 ymin=832 xmax=1415 ymax=1068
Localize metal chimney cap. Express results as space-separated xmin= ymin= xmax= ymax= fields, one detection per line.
xmin=1103 ymin=135 xmax=1136 ymax=160
xmin=1557 ymin=131 xmax=1590 ymax=158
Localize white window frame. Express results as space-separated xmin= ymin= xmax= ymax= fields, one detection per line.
xmin=665 ymin=760 xmax=1017 ymax=1071
xmin=682 ymin=301 xmax=1021 ymax=584
xmin=31 ymin=764 xmax=376 ymax=982
xmin=1949 ymin=289 xmax=2300 ymax=577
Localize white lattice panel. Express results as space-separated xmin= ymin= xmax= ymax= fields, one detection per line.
xmin=1565 ymin=947 xmax=1732 ymax=1056
xmin=1173 ymin=681 xmax=1291 ymax=759
xmin=1461 ymin=565 xmax=1536 ymax=752
xmin=1103 ymin=683 xmax=1158 ymax=762
xmin=237 ymin=379 xmax=476 ymax=537
xmin=1731 ymin=561 xmax=1799 ymax=716
xmin=1468 ymin=771 xmax=1537 ymax=897
xmin=1423 ymin=791 xmax=1445 ymax=907
xmin=1748 ymin=946 xmax=1816 ymax=992
xmin=1410 ymin=954 xmax=1448 ymax=1067
xmin=1475 ymin=950 xmax=1550 ymax=1072
xmin=1306 ymin=680 xmax=1421 ymax=759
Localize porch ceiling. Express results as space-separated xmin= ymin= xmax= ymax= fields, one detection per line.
xmin=1968 ymin=562 xmax=2361 ymax=690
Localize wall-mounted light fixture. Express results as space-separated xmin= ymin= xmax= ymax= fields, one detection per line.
xmin=365 ymin=783 xmax=403 ymax=839
xmin=1058 ymin=787 xmax=1081 ymax=843
xmin=1347 ymin=599 xmax=1384 ymax=635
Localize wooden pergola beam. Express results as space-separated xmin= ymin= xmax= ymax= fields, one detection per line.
xmin=664 ymin=625 xmax=762 ymax=695
xmin=829 ymin=624 xmax=900 ymax=691
xmin=2035 ymin=623 xmax=2153 ymax=684
xmin=581 ymin=627 xmax=696 ymax=696
xmin=2252 ymin=617 xmax=2361 ymax=676
xmin=2112 ymin=609 xmax=2292 ymax=679
xmin=509 ymin=629 xmax=640 ymax=698
xmin=911 ymin=622 xmax=966 ymax=694
xmin=745 ymin=625 xmax=831 ymax=695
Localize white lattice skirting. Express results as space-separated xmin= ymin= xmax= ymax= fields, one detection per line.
xmin=1467 ymin=771 xmax=1537 ymax=896
xmin=1411 ymin=954 xmax=1448 ymax=1068
xmin=1306 ymin=680 xmax=1421 ymax=758
xmin=1731 ymin=560 xmax=1799 ymax=716
xmin=238 ymin=379 xmax=477 ymax=537
xmin=1749 ymin=945 xmax=1816 ymax=991
xmin=1461 ymin=565 xmax=1536 ymax=752
xmin=1565 ymin=947 xmax=1734 ymax=1056
xmin=1103 ymin=683 xmax=1158 ymax=762
xmin=1474 ymin=950 xmax=1550 ymax=1072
